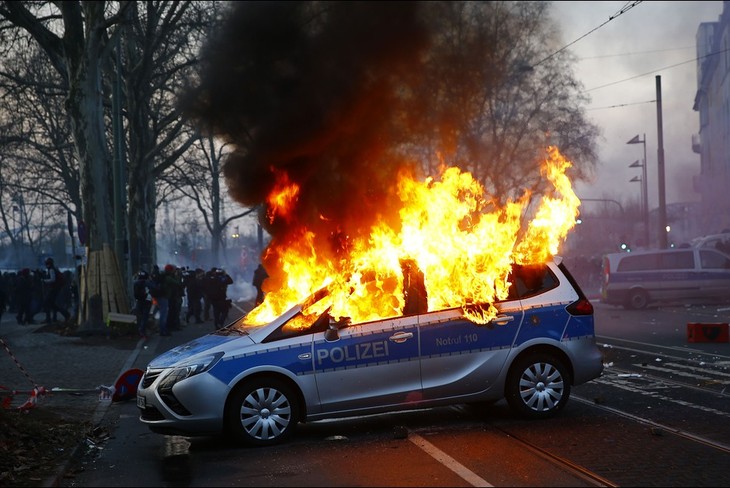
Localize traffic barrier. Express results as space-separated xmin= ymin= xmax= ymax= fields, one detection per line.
xmin=687 ymin=322 xmax=729 ymax=343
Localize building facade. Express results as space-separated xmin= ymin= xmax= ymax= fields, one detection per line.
xmin=693 ymin=1 xmax=730 ymax=235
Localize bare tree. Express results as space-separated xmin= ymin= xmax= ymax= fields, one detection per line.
xmin=119 ymin=1 xmax=224 ymax=273
xmin=412 ymin=1 xmax=599 ymax=201
xmin=0 ymin=41 xmax=79 ymax=266
xmin=164 ymin=134 xmax=258 ymax=264
xmin=0 ymin=1 xmax=124 ymax=250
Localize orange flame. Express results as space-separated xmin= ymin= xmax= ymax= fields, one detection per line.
xmin=266 ymin=169 xmax=300 ymax=224
xmin=246 ymin=146 xmax=580 ymax=326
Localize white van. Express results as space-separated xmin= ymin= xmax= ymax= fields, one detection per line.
xmin=600 ymin=248 xmax=730 ymax=309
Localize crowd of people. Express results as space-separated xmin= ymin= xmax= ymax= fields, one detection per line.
xmin=0 ymin=260 xmax=269 ymax=340
xmin=0 ymin=257 xmax=77 ymax=327
xmin=132 ymin=264 xmax=236 ymax=339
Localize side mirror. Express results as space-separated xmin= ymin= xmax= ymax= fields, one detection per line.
xmin=324 ymin=325 xmax=339 ymax=342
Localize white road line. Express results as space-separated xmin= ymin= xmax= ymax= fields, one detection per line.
xmin=408 ymin=433 xmax=493 ymax=487
xmin=663 ymin=362 xmax=730 ymax=379
xmin=636 ymin=363 xmax=730 ymax=383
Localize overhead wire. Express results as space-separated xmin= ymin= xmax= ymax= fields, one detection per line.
xmin=577 ymin=46 xmax=694 ymax=60
xmin=531 ymin=0 xmax=643 ymax=69
xmin=586 ymin=100 xmax=656 ymax=111
xmin=585 ymin=46 xmax=729 ymax=92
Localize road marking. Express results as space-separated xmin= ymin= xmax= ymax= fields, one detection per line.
xmin=408 ymin=433 xmax=493 ymax=487
xmin=636 ymin=363 xmax=730 ymax=383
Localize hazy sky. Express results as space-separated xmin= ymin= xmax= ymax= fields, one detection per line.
xmin=549 ymin=1 xmax=723 ymax=211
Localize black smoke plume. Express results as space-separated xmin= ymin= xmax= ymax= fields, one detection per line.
xmin=180 ymin=1 xmax=440 ymax=268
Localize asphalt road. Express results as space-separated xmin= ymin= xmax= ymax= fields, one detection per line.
xmin=56 ymin=300 xmax=730 ymax=487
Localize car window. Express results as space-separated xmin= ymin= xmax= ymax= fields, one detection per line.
xmin=509 ymin=263 xmax=559 ymax=299
xmin=617 ymin=253 xmax=660 ymax=271
xmin=660 ymin=251 xmax=694 ymax=269
xmin=700 ymin=250 xmax=730 ymax=269
xmin=716 ymin=239 xmax=730 ymax=255
xmin=263 ymin=309 xmax=332 ymax=343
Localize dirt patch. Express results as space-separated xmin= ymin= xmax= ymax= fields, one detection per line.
xmin=0 ymin=407 xmax=89 ymax=487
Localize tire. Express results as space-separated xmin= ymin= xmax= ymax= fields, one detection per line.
xmin=625 ymin=289 xmax=649 ymax=310
xmin=505 ymin=353 xmax=571 ymax=419
xmin=225 ymin=378 xmax=299 ymax=446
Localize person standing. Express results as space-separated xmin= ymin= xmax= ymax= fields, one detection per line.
xmin=167 ymin=265 xmax=184 ymax=331
xmin=206 ymin=268 xmax=233 ymax=329
xmin=148 ymin=266 xmax=169 ymax=336
xmin=202 ymin=267 xmax=216 ymax=321
xmin=41 ymin=257 xmax=70 ymax=324
xmin=184 ymin=268 xmax=205 ymax=324
xmin=133 ymin=270 xmax=152 ymax=339
xmin=252 ymin=263 xmax=268 ymax=306
xmin=14 ymin=269 xmax=35 ymax=325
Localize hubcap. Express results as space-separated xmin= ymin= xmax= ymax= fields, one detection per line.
xmin=240 ymin=387 xmax=292 ymax=440
xmin=519 ymin=362 xmax=564 ymax=412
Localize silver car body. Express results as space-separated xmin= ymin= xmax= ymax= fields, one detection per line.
xmin=138 ymin=258 xmax=603 ymax=439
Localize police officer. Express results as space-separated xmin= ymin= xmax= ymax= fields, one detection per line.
xmin=206 ymin=268 xmax=233 ymax=329
xmin=41 ymin=257 xmax=70 ymax=324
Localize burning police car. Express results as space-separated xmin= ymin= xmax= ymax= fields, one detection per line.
xmin=137 ymin=257 xmax=603 ymax=446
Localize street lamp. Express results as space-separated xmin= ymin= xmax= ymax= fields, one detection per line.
xmin=627 ymin=134 xmax=649 ymax=247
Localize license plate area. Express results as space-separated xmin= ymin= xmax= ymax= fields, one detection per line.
xmin=137 ymin=395 xmax=146 ymax=409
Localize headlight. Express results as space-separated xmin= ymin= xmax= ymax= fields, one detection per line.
xmin=174 ymin=352 xmax=224 ymax=380
xmin=157 ymin=352 xmax=224 ymax=416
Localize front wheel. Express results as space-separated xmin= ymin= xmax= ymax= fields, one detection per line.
xmin=225 ymin=378 xmax=299 ymax=446
xmin=505 ymin=353 xmax=571 ymax=419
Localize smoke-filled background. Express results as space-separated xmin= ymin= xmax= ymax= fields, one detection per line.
xmin=180 ymin=2 xmax=441 ymax=267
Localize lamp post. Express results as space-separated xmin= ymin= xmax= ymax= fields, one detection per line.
xmin=627 ymin=134 xmax=649 ymax=247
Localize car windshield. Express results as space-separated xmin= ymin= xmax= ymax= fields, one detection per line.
xmin=230 ymin=285 xmax=333 ymax=334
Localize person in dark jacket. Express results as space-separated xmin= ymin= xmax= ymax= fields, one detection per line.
xmin=41 ymin=257 xmax=70 ymax=324
xmin=252 ymin=264 xmax=268 ymax=306
xmin=206 ymin=268 xmax=233 ymax=329
xmin=167 ymin=266 xmax=185 ymax=331
xmin=184 ymin=268 xmax=205 ymax=324
xmin=156 ymin=264 xmax=181 ymax=336
xmin=15 ymin=268 xmax=35 ymax=325
xmin=133 ymin=270 xmax=152 ymax=338
xmin=202 ymin=267 xmax=216 ymax=321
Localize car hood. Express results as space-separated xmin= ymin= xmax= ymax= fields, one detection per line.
xmin=148 ymin=333 xmax=255 ymax=369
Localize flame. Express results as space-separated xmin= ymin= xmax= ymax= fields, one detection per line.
xmin=246 ymin=146 xmax=580 ymax=327
xmin=266 ymin=169 xmax=300 ymax=224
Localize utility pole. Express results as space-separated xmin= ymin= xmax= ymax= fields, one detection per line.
xmin=656 ymin=76 xmax=668 ymax=249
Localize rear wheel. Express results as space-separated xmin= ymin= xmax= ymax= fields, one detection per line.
xmin=225 ymin=378 xmax=299 ymax=446
xmin=505 ymin=353 xmax=570 ymax=419
xmin=625 ymin=289 xmax=649 ymax=310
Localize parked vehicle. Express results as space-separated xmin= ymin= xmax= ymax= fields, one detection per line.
xmin=137 ymin=257 xmax=603 ymax=446
xmin=690 ymin=232 xmax=730 ymax=255
xmin=600 ymin=247 xmax=730 ymax=309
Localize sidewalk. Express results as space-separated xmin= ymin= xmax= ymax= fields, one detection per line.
xmin=0 ymin=302 xmax=252 ymax=486
xmin=1 ymin=303 xmax=250 ymax=412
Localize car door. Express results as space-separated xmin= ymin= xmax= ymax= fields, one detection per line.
xmin=313 ymin=315 xmax=421 ymax=413
xmin=418 ymin=299 xmax=525 ymax=400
